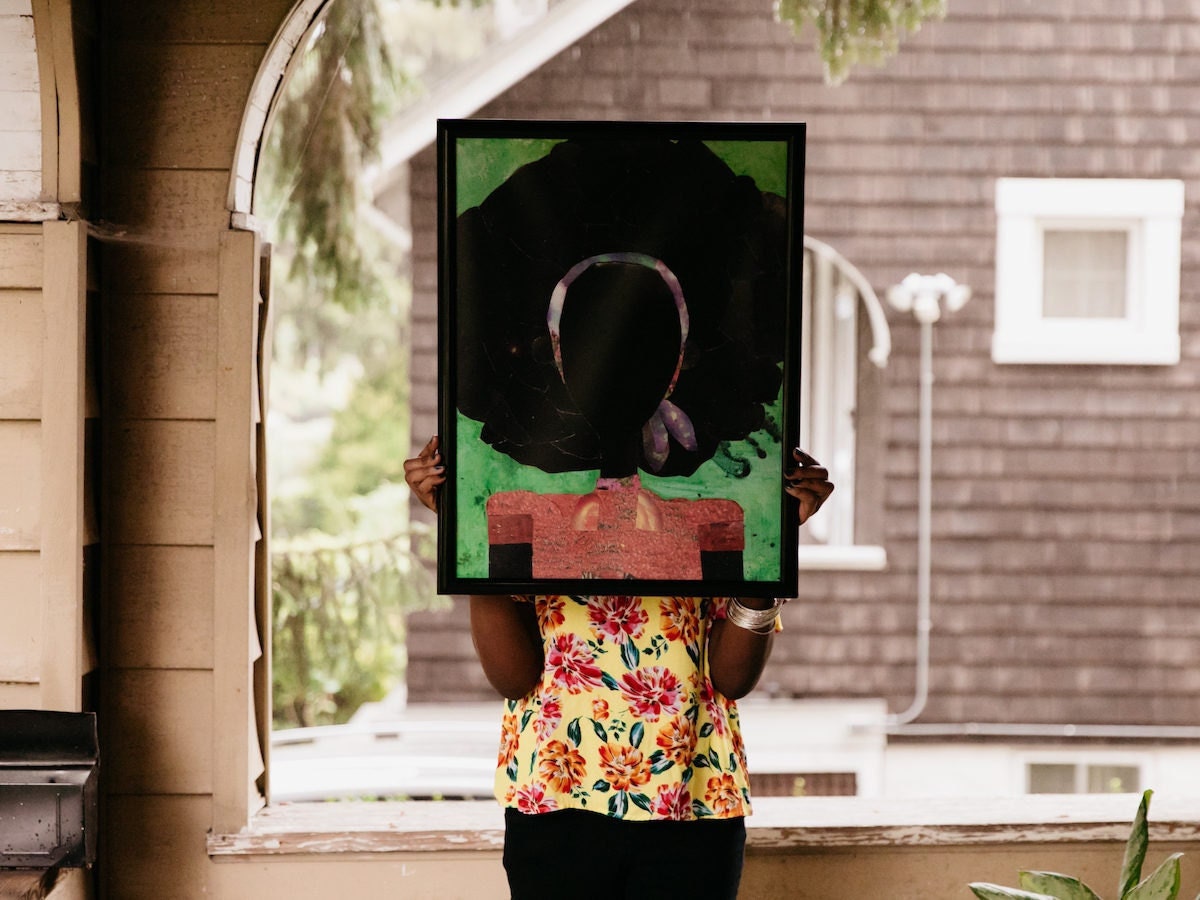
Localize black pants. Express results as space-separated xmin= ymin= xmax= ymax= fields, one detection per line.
xmin=502 ymin=807 xmax=746 ymax=899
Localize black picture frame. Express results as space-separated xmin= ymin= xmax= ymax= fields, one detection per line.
xmin=437 ymin=118 xmax=805 ymax=598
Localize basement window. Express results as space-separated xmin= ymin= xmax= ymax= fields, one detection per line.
xmin=992 ymin=178 xmax=1183 ymax=366
xmin=1027 ymin=762 xmax=1141 ymax=795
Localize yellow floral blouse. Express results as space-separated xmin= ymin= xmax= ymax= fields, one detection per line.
xmin=496 ymin=595 xmax=751 ymax=821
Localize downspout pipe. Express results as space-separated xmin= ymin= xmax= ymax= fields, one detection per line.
xmin=884 ymin=274 xmax=970 ymax=728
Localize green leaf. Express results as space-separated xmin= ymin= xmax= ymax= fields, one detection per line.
xmin=630 ymin=792 xmax=653 ymax=813
xmin=630 ymin=721 xmax=644 ymax=749
xmin=968 ymin=884 xmax=1059 ymax=900
xmin=650 ymin=755 xmax=674 ymax=775
xmin=566 ymin=718 xmax=582 ymax=746
xmin=1124 ymin=853 xmax=1182 ymax=900
xmin=590 ymin=719 xmax=608 ymax=743
xmin=1120 ymin=790 xmax=1154 ymax=899
xmin=608 ymin=791 xmax=628 ymax=818
xmin=1018 ymin=871 xmax=1100 ymax=900
xmin=601 ymin=672 xmax=622 ymax=692
xmin=620 ymin=639 xmax=640 ymax=670
xmin=591 ymin=779 xmax=609 ymax=793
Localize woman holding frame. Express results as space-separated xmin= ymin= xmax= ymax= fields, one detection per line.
xmin=404 ymin=436 xmax=832 ymax=899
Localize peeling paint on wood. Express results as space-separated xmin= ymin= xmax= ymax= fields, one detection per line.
xmin=206 ymin=795 xmax=1200 ymax=859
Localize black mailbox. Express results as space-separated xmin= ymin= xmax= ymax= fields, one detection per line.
xmin=0 ymin=710 xmax=98 ymax=869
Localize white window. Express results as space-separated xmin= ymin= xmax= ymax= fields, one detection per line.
xmin=1027 ymin=762 xmax=1141 ymax=795
xmin=797 ymin=237 xmax=889 ymax=571
xmin=993 ymin=178 xmax=1183 ymax=365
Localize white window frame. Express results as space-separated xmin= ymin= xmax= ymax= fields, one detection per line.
xmin=797 ymin=237 xmax=889 ymax=572
xmin=1015 ymin=748 xmax=1150 ymax=796
xmin=993 ymin=178 xmax=1183 ymax=366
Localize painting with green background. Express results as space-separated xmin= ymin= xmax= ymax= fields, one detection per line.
xmin=452 ymin=134 xmax=792 ymax=583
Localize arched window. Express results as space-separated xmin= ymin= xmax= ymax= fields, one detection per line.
xmin=798 ymin=236 xmax=890 ymax=570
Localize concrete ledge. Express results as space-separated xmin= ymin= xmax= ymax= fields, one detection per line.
xmin=208 ymin=794 xmax=1200 ymax=858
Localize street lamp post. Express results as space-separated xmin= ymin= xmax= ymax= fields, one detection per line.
xmin=884 ymin=273 xmax=971 ymax=727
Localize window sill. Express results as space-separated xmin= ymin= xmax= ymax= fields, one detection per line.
xmin=992 ymin=329 xmax=1180 ymax=366
xmin=797 ymin=544 xmax=886 ymax=571
xmin=207 ymin=794 xmax=1200 ymax=859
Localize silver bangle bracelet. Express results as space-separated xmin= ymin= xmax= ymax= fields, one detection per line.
xmin=726 ymin=598 xmax=782 ymax=634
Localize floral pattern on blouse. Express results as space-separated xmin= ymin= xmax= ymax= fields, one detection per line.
xmin=496 ymin=595 xmax=751 ymax=821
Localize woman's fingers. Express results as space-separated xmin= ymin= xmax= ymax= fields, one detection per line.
xmin=785 ymin=448 xmax=834 ymax=524
xmin=404 ymin=435 xmax=445 ymax=512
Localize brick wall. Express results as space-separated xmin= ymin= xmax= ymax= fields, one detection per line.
xmin=407 ymin=0 xmax=1200 ymax=726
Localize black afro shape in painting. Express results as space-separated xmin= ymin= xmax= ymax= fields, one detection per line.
xmin=455 ymin=137 xmax=788 ymax=477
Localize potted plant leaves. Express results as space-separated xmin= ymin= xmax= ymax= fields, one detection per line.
xmin=969 ymin=790 xmax=1194 ymax=900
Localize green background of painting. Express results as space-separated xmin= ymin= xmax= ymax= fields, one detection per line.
xmin=452 ymin=135 xmax=790 ymax=582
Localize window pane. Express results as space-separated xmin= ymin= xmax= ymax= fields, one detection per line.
xmin=1028 ymin=763 xmax=1076 ymax=793
xmin=1087 ymin=765 xmax=1139 ymax=794
xmin=1042 ymin=229 xmax=1128 ymax=318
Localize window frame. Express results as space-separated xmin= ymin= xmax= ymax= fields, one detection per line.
xmin=797 ymin=237 xmax=889 ymax=572
xmin=1021 ymin=751 xmax=1148 ymax=796
xmin=992 ymin=177 xmax=1184 ymax=366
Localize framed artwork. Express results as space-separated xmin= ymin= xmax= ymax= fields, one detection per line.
xmin=437 ymin=118 xmax=805 ymax=598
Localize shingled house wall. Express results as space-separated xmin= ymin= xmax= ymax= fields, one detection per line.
xmin=406 ymin=0 xmax=1200 ymax=728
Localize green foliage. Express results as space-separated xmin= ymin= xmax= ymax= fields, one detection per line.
xmin=776 ymin=0 xmax=947 ymax=85
xmin=1019 ymin=873 xmax=1100 ymax=900
xmin=272 ymin=520 xmax=445 ymax=729
xmin=968 ymin=791 xmax=1196 ymax=900
xmin=260 ymin=0 xmax=399 ymax=311
xmin=260 ymin=0 xmax=463 ymax=730
xmin=318 ymin=364 xmax=411 ymax=494
xmin=268 ymin=353 xmax=434 ymax=726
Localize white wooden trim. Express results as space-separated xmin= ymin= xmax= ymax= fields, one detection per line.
xmin=226 ymin=0 xmax=332 ymax=216
xmin=44 ymin=0 xmax=79 ymax=203
xmin=213 ymin=228 xmax=266 ymax=832
xmin=796 ymin=544 xmax=887 ymax=571
xmin=0 ymin=199 xmax=58 ymax=220
xmin=25 ymin=0 xmax=52 ymax=201
xmin=993 ymin=178 xmax=1183 ymax=366
xmin=803 ymin=235 xmax=889 ymax=369
xmin=369 ymin=0 xmax=638 ymax=192
xmin=38 ymin=218 xmax=85 ymax=710
xmin=28 ymin=0 xmax=81 ymax=205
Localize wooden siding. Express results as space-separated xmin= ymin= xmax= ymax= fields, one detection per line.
xmin=0 ymin=217 xmax=94 ymax=722
xmin=406 ymin=0 xmax=1200 ymax=727
xmin=0 ymin=412 xmax=41 ymax=554
xmin=105 ymin=545 xmax=214 ymax=669
xmin=40 ymin=219 xmax=90 ymax=710
xmin=0 ymin=550 xmax=40 ymax=683
xmin=92 ymin=2 xmax=290 ymax=895
xmin=0 ymin=289 xmax=40 ymax=416
xmin=0 ymin=228 xmax=42 ymax=439
xmin=0 ymin=3 xmax=41 ymax=201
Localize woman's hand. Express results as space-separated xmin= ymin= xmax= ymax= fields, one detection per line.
xmin=785 ymin=448 xmax=835 ymax=524
xmin=403 ymin=435 xmax=445 ymax=512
